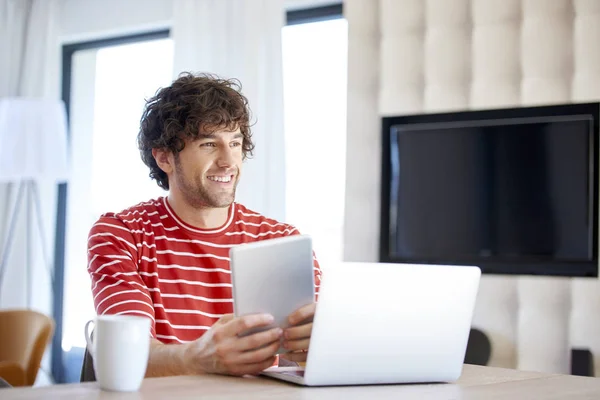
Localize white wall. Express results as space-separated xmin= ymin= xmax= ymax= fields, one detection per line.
xmin=59 ymin=0 xmax=173 ymax=43
xmin=344 ymin=0 xmax=600 ymax=375
xmin=59 ymin=0 xmax=342 ymax=43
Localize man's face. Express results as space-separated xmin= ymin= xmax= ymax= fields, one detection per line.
xmin=170 ymin=128 xmax=244 ymax=208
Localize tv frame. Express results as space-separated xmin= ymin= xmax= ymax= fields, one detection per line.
xmin=379 ymin=102 xmax=600 ymax=277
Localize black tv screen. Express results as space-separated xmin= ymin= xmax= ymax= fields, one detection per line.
xmin=380 ymin=103 xmax=600 ymax=277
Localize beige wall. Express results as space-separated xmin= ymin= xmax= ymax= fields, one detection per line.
xmin=344 ymin=0 xmax=600 ymax=374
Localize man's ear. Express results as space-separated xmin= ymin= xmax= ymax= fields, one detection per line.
xmin=152 ymin=148 xmax=174 ymax=175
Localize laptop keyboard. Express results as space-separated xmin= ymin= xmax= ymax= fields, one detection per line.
xmin=281 ymin=370 xmax=305 ymax=377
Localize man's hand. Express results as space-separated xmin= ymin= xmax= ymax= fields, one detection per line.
xmin=185 ymin=313 xmax=282 ymax=376
xmin=280 ymin=303 xmax=316 ymax=363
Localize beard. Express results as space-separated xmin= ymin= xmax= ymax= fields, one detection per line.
xmin=174 ymin=157 xmax=239 ymax=209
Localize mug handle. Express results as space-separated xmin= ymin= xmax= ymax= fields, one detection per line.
xmin=84 ymin=319 xmax=95 ymax=358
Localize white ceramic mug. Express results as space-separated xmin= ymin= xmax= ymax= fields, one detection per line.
xmin=84 ymin=314 xmax=151 ymax=392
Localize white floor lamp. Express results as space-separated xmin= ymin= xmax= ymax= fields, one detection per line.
xmin=0 ymin=98 xmax=69 ymax=308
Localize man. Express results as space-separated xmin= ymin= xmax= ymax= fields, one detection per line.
xmin=87 ymin=72 xmax=321 ymax=377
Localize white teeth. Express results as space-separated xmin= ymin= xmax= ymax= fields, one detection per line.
xmin=208 ymin=175 xmax=232 ymax=183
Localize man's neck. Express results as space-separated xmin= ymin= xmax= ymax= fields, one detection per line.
xmin=167 ymin=193 xmax=230 ymax=229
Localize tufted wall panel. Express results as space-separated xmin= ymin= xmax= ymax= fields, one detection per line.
xmin=345 ymin=0 xmax=600 ymax=374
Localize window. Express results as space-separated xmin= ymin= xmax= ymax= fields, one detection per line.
xmin=282 ymin=18 xmax=348 ymax=267
xmin=60 ymin=34 xmax=172 ymax=382
xmin=90 ymin=40 xmax=172 ymax=216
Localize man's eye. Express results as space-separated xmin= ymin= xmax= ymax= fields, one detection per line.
xmin=201 ymin=142 xmax=216 ymax=147
xmin=231 ymin=142 xmax=242 ymax=147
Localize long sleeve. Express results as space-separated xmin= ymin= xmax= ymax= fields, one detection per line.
xmin=87 ymin=215 xmax=156 ymax=336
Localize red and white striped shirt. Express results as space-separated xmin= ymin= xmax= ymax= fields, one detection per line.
xmin=87 ymin=197 xmax=322 ymax=344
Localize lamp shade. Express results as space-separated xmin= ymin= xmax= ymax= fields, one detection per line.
xmin=0 ymin=98 xmax=69 ymax=183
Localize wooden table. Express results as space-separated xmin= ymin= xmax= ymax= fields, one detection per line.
xmin=3 ymin=364 xmax=600 ymax=399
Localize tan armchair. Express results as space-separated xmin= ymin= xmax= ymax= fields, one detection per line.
xmin=0 ymin=309 xmax=54 ymax=386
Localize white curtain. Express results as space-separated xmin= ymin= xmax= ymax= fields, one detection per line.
xmin=172 ymin=0 xmax=287 ymax=221
xmin=0 ymin=0 xmax=60 ymax=98
xmin=0 ymin=0 xmax=60 ymax=306
xmin=0 ymin=0 xmax=61 ymax=383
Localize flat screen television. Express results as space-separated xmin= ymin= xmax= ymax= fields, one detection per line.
xmin=380 ymin=103 xmax=600 ymax=277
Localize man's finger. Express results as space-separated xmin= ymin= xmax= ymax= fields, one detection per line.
xmin=225 ymin=313 xmax=275 ymax=336
xmin=288 ymin=303 xmax=316 ymax=326
xmin=283 ymin=338 xmax=310 ymax=352
xmin=238 ymin=327 xmax=283 ymax=352
xmin=236 ymin=340 xmax=280 ymax=364
xmin=284 ymin=322 xmax=312 ymax=340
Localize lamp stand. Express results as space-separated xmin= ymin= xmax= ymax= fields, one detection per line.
xmin=0 ymin=180 xmax=53 ymax=308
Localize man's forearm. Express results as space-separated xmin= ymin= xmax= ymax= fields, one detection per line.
xmin=146 ymin=339 xmax=203 ymax=377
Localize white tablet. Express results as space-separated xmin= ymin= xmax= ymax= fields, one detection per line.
xmin=229 ymin=235 xmax=316 ymax=353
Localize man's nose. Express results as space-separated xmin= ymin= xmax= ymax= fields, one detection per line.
xmin=217 ymin=147 xmax=235 ymax=168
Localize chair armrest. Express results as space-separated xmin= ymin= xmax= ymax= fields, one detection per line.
xmin=0 ymin=361 xmax=26 ymax=387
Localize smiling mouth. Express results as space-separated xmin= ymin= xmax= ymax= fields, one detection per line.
xmin=207 ymin=175 xmax=234 ymax=183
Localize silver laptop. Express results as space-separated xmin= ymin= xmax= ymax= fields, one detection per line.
xmin=261 ymin=261 xmax=481 ymax=386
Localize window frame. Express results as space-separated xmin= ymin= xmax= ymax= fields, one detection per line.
xmin=286 ymin=3 xmax=343 ymax=25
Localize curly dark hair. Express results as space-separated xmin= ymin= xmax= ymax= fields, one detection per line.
xmin=138 ymin=72 xmax=255 ymax=190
